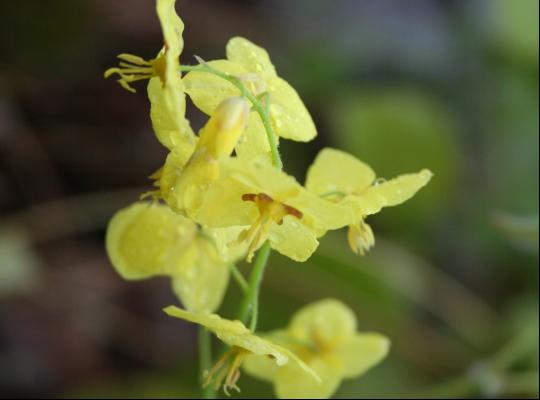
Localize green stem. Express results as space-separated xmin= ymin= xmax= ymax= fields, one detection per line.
xmin=180 ymin=62 xmax=283 ymax=333
xmin=179 ymin=64 xmax=282 ymax=169
xmin=237 ymin=241 xmax=272 ymax=328
xmin=198 ymin=327 xmax=215 ymax=399
xmin=230 ymin=263 xmax=248 ymax=292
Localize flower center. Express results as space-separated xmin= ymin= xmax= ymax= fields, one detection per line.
xmin=203 ymin=347 xmax=248 ymax=395
xmin=104 ymin=48 xmax=169 ymax=93
xmin=238 ymin=193 xmax=302 ymax=261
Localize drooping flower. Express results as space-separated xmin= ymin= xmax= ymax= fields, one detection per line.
xmin=192 ymin=157 xmax=354 ymax=262
xmin=306 ymin=148 xmax=433 ymax=255
xmin=243 ymin=298 xmax=390 ymax=399
xmin=183 ymin=37 xmax=317 ymax=163
xmin=105 ymin=202 xmax=243 ymax=313
xmin=163 ymin=306 xmax=319 ymax=395
xmin=105 ymin=0 xmax=194 ymax=150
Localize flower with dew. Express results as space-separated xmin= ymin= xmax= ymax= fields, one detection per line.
xmin=105 ymin=0 xmax=194 ymax=151
xmin=306 ymin=148 xmax=433 ymax=255
xmin=192 ymin=156 xmax=354 ymax=262
xmin=163 ymin=306 xmax=319 ymax=395
xmin=183 ymin=37 xmax=317 ymax=164
xmin=106 ymin=202 xmax=244 ymax=313
xmin=148 ymin=96 xmax=250 ymax=216
xmin=243 ymin=298 xmax=390 ymax=399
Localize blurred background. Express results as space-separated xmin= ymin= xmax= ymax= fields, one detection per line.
xmin=0 ymin=0 xmax=538 ymax=398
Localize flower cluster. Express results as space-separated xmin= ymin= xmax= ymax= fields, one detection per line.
xmin=104 ymin=0 xmax=431 ymax=398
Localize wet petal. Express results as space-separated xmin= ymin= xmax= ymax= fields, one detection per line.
xmin=270 ymin=216 xmax=319 ymax=262
xmin=226 ymin=36 xmax=277 ymax=79
xmin=267 ymin=76 xmax=317 ymax=142
xmin=306 ymin=147 xmax=375 ymax=196
xmin=148 ymin=77 xmax=196 ymax=150
xmin=171 ymin=241 xmax=230 ymax=313
xmin=183 ymin=59 xmax=248 ymax=115
xmin=366 ymin=169 xmax=433 ymax=210
xmin=106 ymin=202 xmax=197 ymax=279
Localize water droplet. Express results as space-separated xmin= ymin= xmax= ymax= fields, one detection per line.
xmin=374 ymin=178 xmax=386 ymax=186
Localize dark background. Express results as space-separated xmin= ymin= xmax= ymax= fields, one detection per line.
xmin=0 ymin=0 xmax=538 ymax=398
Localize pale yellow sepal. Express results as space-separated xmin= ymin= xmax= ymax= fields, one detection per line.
xmin=105 ymin=202 xmax=238 ymax=313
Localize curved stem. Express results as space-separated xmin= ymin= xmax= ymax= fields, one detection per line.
xmin=237 ymin=241 xmax=272 ymax=328
xmin=179 ymin=64 xmax=282 ymax=169
xmin=198 ymin=327 xmax=216 ymax=399
xmin=230 ymin=263 xmax=248 ymax=292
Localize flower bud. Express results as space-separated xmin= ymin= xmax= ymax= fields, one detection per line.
xmin=199 ymin=97 xmax=250 ymax=159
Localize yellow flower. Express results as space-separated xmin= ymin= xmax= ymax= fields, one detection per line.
xmin=105 ymin=0 xmax=194 ymax=150
xmin=193 ymin=157 xmax=354 ymax=262
xmin=154 ymin=97 xmax=250 ymax=215
xmin=105 ymin=202 xmax=242 ymax=312
xmin=163 ymin=306 xmax=319 ymax=395
xmin=243 ymin=299 xmax=390 ymax=399
xmin=306 ymin=148 xmax=433 ymax=255
xmin=183 ymin=37 xmax=317 ymax=162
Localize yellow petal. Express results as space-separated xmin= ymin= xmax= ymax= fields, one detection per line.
xmin=288 ymin=299 xmax=357 ymax=350
xmin=235 ymin=112 xmax=275 ymax=166
xmin=226 ymin=37 xmax=277 ymax=80
xmin=170 ymin=240 xmax=230 ymax=313
xmin=220 ymin=157 xmax=304 ymax=203
xmin=243 ymin=353 xmax=280 ymax=382
xmin=267 ymin=76 xmax=317 ymax=142
xmin=335 ymin=333 xmax=390 ymax=379
xmin=366 ymin=169 xmax=433 ymax=210
xmin=164 ymin=306 xmax=287 ymax=365
xmin=156 ymin=0 xmax=184 ymax=58
xmin=148 ymin=77 xmax=196 ymax=150
xmin=105 ymin=202 xmax=197 ymax=280
xmin=192 ymin=176 xmax=258 ymax=227
xmin=154 ymin=0 xmax=186 ymax=136
xmin=269 ymin=216 xmax=319 ymax=262
xmin=306 ymin=147 xmax=376 ymax=196
xmin=183 ymin=59 xmax=248 ymax=115
xmin=288 ymin=188 xmax=355 ymax=236
xmin=158 ymin=145 xmax=198 ymax=209
xmin=275 ymin=354 xmax=343 ymax=399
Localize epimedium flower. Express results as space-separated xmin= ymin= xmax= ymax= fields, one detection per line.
xmin=192 ymin=156 xmax=354 ymax=262
xmin=106 ymin=202 xmax=244 ymax=313
xmin=105 ymin=0 xmax=194 ymax=151
xmin=183 ymin=36 xmax=317 ymax=163
xmin=163 ymin=306 xmax=319 ymax=395
xmin=151 ymin=96 xmax=251 ymax=216
xmin=305 ymin=148 xmax=433 ymax=255
xmin=243 ymin=298 xmax=390 ymax=399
